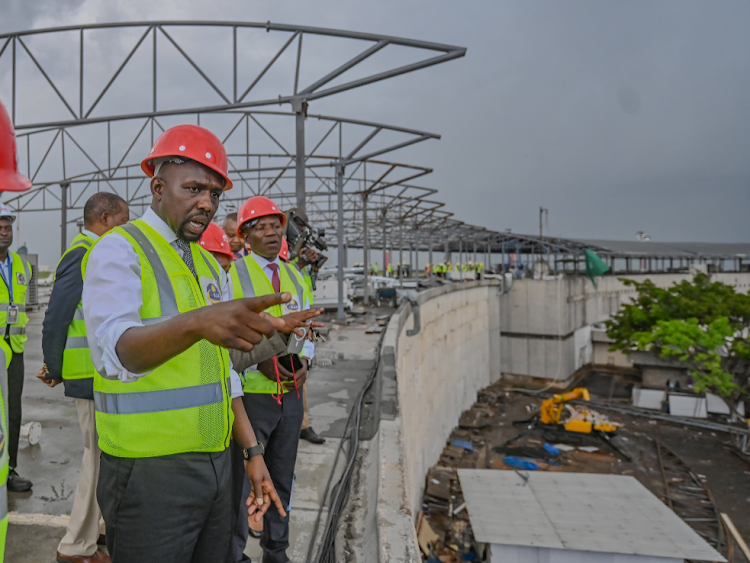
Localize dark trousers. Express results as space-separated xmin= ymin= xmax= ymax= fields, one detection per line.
xmin=7 ymin=350 xmax=23 ymax=470
xmin=97 ymin=449 xmax=232 ymax=563
xmin=230 ymin=391 xmax=303 ymax=563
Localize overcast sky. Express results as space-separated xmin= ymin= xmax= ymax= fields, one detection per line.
xmin=2 ymin=0 xmax=750 ymax=264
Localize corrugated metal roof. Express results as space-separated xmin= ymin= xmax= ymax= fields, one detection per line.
xmin=457 ymin=470 xmax=726 ymax=562
xmin=570 ymin=238 xmax=750 ymax=258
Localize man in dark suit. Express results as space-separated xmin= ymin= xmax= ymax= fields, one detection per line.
xmin=37 ymin=192 xmax=129 ymax=563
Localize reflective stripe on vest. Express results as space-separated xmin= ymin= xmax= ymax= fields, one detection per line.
xmin=234 ymin=259 xmax=256 ymax=297
xmin=1 ymin=340 xmax=9 ymax=535
xmin=0 ymin=484 xmax=6 ymax=520
xmin=64 ymin=336 xmax=89 ymax=349
xmin=119 ymin=224 xmax=180 ymax=322
xmin=95 ymin=378 xmax=230 ymax=415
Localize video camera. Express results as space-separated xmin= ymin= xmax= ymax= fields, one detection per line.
xmin=286 ymin=211 xmax=328 ymax=289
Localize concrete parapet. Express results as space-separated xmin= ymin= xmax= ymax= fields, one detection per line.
xmin=395 ymin=281 xmax=501 ymax=520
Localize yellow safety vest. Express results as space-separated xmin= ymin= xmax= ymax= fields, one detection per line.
xmin=59 ymin=233 xmax=97 ymax=381
xmin=0 ymin=338 xmax=11 ymax=562
xmin=0 ymin=250 xmax=30 ymax=354
xmin=229 ymin=255 xmax=307 ymax=394
xmin=82 ymin=220 xmax=233 ymax=458
xmin=291 ymin=257 xmax=314 ymax=305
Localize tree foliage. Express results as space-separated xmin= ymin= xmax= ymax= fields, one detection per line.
xmin=606 ymin=274 xmax=750 ymax=413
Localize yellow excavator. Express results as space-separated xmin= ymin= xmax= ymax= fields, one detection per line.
xmin=539 ymin=388 xmax=619 ymax=435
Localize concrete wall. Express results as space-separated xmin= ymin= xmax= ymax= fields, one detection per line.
xmin=500 ymin=272 xmax=750 ymax=380
xmin=393 ymin=281 xmax=502 ymax=520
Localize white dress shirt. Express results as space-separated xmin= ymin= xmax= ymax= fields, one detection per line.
xmin=82 ymin=207 xmax=243 ymax=398
xmin=245 ymin=251 xmax=315 ymax=361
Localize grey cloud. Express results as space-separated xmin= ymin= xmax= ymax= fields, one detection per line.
xmin=2 ymin=0 xmax=750 ymax=265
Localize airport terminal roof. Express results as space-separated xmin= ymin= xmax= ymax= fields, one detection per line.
xmin=480 ymin=232 xmax=750 ymax=260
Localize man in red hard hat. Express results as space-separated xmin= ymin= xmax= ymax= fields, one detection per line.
xmin=0 ymin=99 xmax=31 ymax=563
xmin=200 ymin=220 xmax=235 ymax=273
xmin=228 ymin=196 xmax=323 ymax=563
xmin=81 ymin=124 xmax=289 ymax=562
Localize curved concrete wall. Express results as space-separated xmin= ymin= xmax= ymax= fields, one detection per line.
xmin=391 ymin=281 xmax=501 ymax=519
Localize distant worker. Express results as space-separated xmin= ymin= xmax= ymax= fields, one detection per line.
xmin=37 ymin=192 xmax=129 ymax=563
xmin=200 ymin=220 xmax=235 ymax=273
xmin=229 ymin=196 xmax=324 ymax=563
xmin=82 ymin=124 xmax=288 ymax=561
xmin=224 ymin=211 xmax=249 ymax=259
xmin=0 ymin=98 xmax=32 ymax=563
xmin=0 ymin=202 xmax=32 ymax=495
xmin=425 ymin=262 xmax=431 ymax=278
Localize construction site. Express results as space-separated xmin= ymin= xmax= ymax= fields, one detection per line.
xmin=0 ymin=12 xmax=749 ymax=563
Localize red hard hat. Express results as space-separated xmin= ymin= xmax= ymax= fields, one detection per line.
xmin=199 ymin=221 xmax=235 ymax=260
xmin=237 ymin=196 xmax=287 ymax=232
xmin=141 ymin=124 xmax=233 ymax=190
xmin=279 ymin=237 xmax=290 ymax=262
xmin=0 ymin=100 xmax=32 ymax=193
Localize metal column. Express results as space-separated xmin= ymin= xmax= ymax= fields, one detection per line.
xmin=398 ymin=207 xmax=403 ymax=287
xmin=60 ymin=182 xmax=69 ymax=255
xmin=382 ymin=214 xmax=387 ymax=276
xmin=428 ymin=237 xmax=433 ymax=277
xmin=336 ymin=163 xmax=345 ymax=321
xmin=294 ymin=101 xmax=307 ymax=212
xmin=362 ymin=194 xmax=369 ymax=305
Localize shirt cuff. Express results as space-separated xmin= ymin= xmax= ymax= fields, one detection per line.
xmin=230 ymin=368 xmax=244 ymax=399
xmin=95 ymin=320 xmax=152 ymax=383
xmin=301 ymin=340 xmax=315 ymax=361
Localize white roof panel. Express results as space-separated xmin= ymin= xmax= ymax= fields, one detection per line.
xmin=458 ymin=470 xmax=725 ymax=562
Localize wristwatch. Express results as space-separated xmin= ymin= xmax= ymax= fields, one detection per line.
xmin=243 ymin=442 xmax=265 ymax=460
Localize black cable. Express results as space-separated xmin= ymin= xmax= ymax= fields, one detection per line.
xmin=308 ymin=331 xmax=385 ymax=563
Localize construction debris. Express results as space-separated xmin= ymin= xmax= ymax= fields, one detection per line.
xmin=417 ymin=377 xmax=747 ymax=562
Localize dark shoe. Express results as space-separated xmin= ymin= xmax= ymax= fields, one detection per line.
xmin=300 ymin=427 xmax=325 ymax=444
xmin=56 ymin=548 xmax=111 ymax=563
xmin=8 ymin=469 xmax=32 ymax=492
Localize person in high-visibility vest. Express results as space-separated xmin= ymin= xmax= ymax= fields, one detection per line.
xmin=223 ymin=211 xmax=249 ymax=260
xmin=0 ymin=97 xmax=32 ymax=563
xmin=0 ymin=337 xmax=11 ymax=563
xmin=199 ymin=220 xmax=235 ymax=273
xmin=37 ymin=192 xmax=129 ymax=563
xmin=228 ymin=196 xmax=324 ymax=563
xmin=0 ymin=201 xmax=32 ymax=496
xmin=81 ymin=124 xmax=296 ymax=562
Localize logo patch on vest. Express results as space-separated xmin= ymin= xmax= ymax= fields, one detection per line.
xmin=206 ymin=282 xmax=221 ymax=304
xmin=16 ymin=272 xmax=26 ymax=286
xmin=285 ymin=298 xmax=300 ymax=312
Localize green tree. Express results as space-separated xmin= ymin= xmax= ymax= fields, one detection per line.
xmin=606 ymin=274 xmax=750 ymax=417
